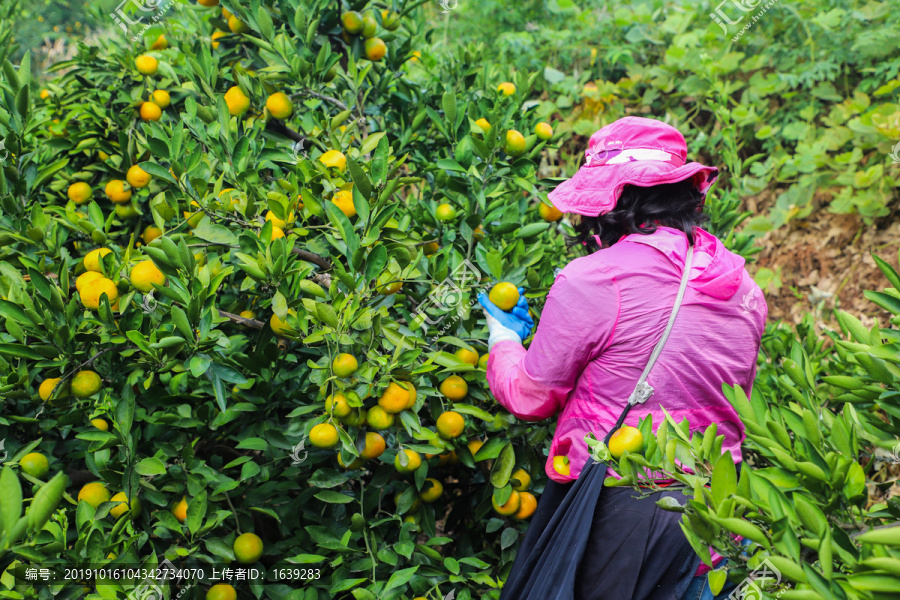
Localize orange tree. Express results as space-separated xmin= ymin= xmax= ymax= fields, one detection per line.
xmin=0 ymin=0 xmax=574 ymax=598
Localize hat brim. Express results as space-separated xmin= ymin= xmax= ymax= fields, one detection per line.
xmin=548 ymin=160 xmax=719 ymax=217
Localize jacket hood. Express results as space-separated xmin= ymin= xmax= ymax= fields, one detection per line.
xmin=621 ymin=226 xmax=745 ymax=300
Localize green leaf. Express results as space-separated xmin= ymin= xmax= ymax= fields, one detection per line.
xmin=711 ymin=451 xmax=737 ymax=509
xmin=192 ymin=222 xmax=238 ymax=245
xmin=490 ymin=442 xmax=515 ymax=487
xmin=324 ymin=200 xmax=359 ymax=259
xmin=135 ymin=457 xmax=167 ymax=476
xmin=186 ymin=490 xmax=207 ymax=535
xmin=500 ymin=527 xmax=519 ymax=549
xmin=0 ymin=466 xmax=23 ymax=537
xmin=346 ymin=157 xmax=373 ymax=200
xmin=383 ymin=566 xmax=418 ymax=592
xmin=314 ymin=490 xmax=355 ymax=504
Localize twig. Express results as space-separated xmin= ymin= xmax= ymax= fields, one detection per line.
xmin=265 ymin=119 xmax=307 ymax=144
xmin=224 ymin=493 xmax=242 ymax=535
xmin=217 ymin=309 xmax=265 ymax=330
xmin=849 ymin=522 xmax=900 ymax=540
xmin=289 ymin=89 xmax=348 ymax=111
xmin=60 ymin=347 xmax=118 ymax=383
xmin=293 ymin=248 xmax=333 ymax=270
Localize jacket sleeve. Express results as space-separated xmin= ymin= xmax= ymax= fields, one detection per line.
xmin=486 ymin=264 xmax=620 ymax=421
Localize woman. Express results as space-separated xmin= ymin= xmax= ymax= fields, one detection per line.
xmin=479 ymin=117 xmax=767 ymax=600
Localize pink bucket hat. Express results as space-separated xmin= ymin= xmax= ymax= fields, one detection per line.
xmin=548 ymin=116 xmax=718 ymax=217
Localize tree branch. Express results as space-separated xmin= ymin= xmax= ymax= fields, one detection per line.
xmin=217 ymin=309 xmax=265 ymax=330
xmin=293 ymin=248 xmax=333 ymax=270
xmin=289 ymin=89 xmax=348 ymax=111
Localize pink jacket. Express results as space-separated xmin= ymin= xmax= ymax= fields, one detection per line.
xmin=486 ymin=226 xmax=767 ymax=484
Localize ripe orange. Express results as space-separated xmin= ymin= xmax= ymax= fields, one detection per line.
xmin=361 ymin=432 xmax=386 ymax=460
xmin=378 ymin=382 xmax=410 ymax=414
xmin=381 ymin=10 xmax=400 ymax=31
xmin=552 ymin=455 xmax=571 ymax=477
xmin=239 ymin=310 xmax=255 ymax=319
xmin=478 ymin=353 xmax=489 ymax=370
xmin=326 ymin=393 xmax=351 ymax=418
xmin=67 ymin=182 xmax=92 ymax=205
xmin=539 ymin=202 xmax=563 ymax=222
xmin=40 ymin=88 xmax=50 ymax=99
xmin=419 ymin=478 xmax=443 ymax=503
xmin=454 ymin=347 xmax=479 ymax=365
xmin=234 ymin=532 xmax=264 ymax=563
xmin=436 ymin=411 xmax=465 ymax=439
xmin=20 ymin=452 xmax=49 ymax=478
xmin=332 ymin=190 xmax=356 ymax=217
xmin=338 ymin=453 xmax=365 ymax=470
xmin=608 ymin=426 xmax=644 ymax=459
xmin=497 ymin=82 xmax=516 ymax=96
xmin=80 ymin=277 xmax=119 ymax=310
xmin=468 ymin=439 xmax=484 ymax=458
xmin=376 ymin=274 xmax=402 ymax=295
xmin=197 ymin=0 xmax=218 ymax=6
xmin=489 ymin=282 xmax=519 ymax=311
xmin=341 ymin=11 xmax=364 ymax=34
xmin=504 ymin=129 xmax=527 ymax=157
xmin=91 ymin=418 xmax=109 ymax=431
xmin=514 ymin=491 xmax=537 ymax=519
xmin=423 ymin=241 xmax=439 ymax=255
xmin=211 ymin=31 xmax=227 ymax=49
xmin=135 ymin=55 xmax=158 ymax=75
xmin=207 ymin=584 xmax=236 ymax=600
xmin=150 ymin=34 xmax=168 ymax=50
xmin=535 ymin=122 xmax=554 ymax=141
xmin=492 ymin=490 xmax=521 ymax=515
xmin=126 ymin=165 xmax=152 ymax=189
xmin=340 ymin=408 xmax=367 ymax=427
xmin=84 ymin=248 xmax=113 ymax=272
xmin=228 ymin=16 xmax=250 ymax=34
xmin=474 ymin=224 xmax=486 ymax=241
xmin=266 ymin=92 xmax=293 ymax=119
xmin=310 ymin=423 xmax=340 ymax=448
xmin=39 ymin=378 xmax=66 ymax=402
xmin=320 ymin=150 xmax=347 ymax=172
xmin=265 ymin=210 xmax=294 ymax=229
xmin=333 ymin=353 xmax=358 ymax=378
xmin=140 ymin=101 xmax=161 ymax=121
xmin=172 ymin=496 xmax=188 ymax=522
xmin=366 ymin=405 xmax=394 ymax=430
xmin=71 ymin=370 xmax=102 ymax=398
xmin=440 ymin=376 xmax=468 ymax=401
xmin=78 ymin=482 xmax=111 ymax=508
xmin=395 ymin=449 xmax=422 ymax=473
xmin=221 ymin=7 xmax=231 ymax=18
xmin=151 ymin=90 xmax=171 ymax=109
xmin=269 ymin=309 xmax=297 ymax=336
xmin=264 ymin=225 xmax=286 ymax=240
xmin=511 ymin=468 xmax=531 ymax=491
xmin=364 ymin=38 xmax=387 ymax=61
xmin=131 ymin=260 xmax=166 ymax=293
xmin=224 ymin=86 xmax=250 ymax=116
xmin=400 ymin=381 xmax=417 ymax=409
xmin=142 ymin=225 xmax=162 ymax=244
xmin=475 ymin=117 xmax=491 ymax=135
xmin=109 ymin=492 xmax=141 ymax=519
xmin=104 ymin=180 xmax=132 ymax=203
xmin=435 ymin=203 xmax=457 ymax=222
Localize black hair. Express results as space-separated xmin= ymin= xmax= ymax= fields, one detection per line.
xmin=566 ymin=179 xmax=709 ymax=253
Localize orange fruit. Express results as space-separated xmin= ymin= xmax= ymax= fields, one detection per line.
xmin=497 ymin=82 xmax=516 ymax=96
xmin=150 ymin=34 xmax=168 ymax=50
xmin=197 ymin=0 xmax=218 ymax=6
xmin=269 ymin=309 xmax=297 ymax=336
xmin=488 ymin=282 xmax=519 ymax=311
xmin=67 ymin=182 xmax=92 ymax=205
xmin=468 ymin=439 xmax=484 ymax=458
xmin=211 ymin=31 xmax=227 ymax=49
xmin=320 ymin=150 xmax=347 ymax=172
xmin=361 ymin=14 xmax=378 ymax=38
xmin=375 ymin=271 xmax=402 ymax=295
xmin=539 ymin=202 xmax=563 ymax=222
xmin=333 ymin=353 xmax=358 ymax=377
xmin=332 ymin=190 xmax=356 ymax=218
xmin=340 ymin=408 xmax=366 ymax=427
xmin=71 ymin=370 xmax=102 ymax=398
xmin=91 ymin=418 xmax=109 ymax=431
xmin=224 ymin=86 xmax=250 ymax=116
xmin=139 ymin=101 xmax=162 ymax=121
xmin=378 ymin=382 xmax=411 ymax=414
xmin=478 ymin=353 xmax=489 ymax=370
xmin=381 ymin=10 xmax=400 ymax=31
xmin=265 ymin=210 xmax=294 ymax=229
xmin=504 ymin=129 xmax=527 ymax=157
xmin=142 ymin=225 xmax=162 ymax=245
xmin=239 ymin=310 xmax=255 ymax=319
xmin=475 ymin=117 xmax=491 ymax=134
xmin=395 ymin=449 xmax=422 ymax=473
xmin=207 ymin=584 xmax=236 ymax=600
xmin=264 ymin=225 xmax=286 ymax=240
xmin=266 ymin=92 xmax=293 ymax=119
xmin=423 ymin=241 xmax=439 ymax=255
xmin=326 ymin=393 xmax=352 ymax=418
xmin=39 ymin=378 xmax=66 ymax=402
xmin=454 ymin=347 xmax=479 ymax=365
xmin=228 ymin=16 xmax=250 ymax=34
xmin=492 ymin=490 xmax=521 ymax=515
xmin=135 ymin=55 xmax=158 ymax=75
xmin=552 ymin=455 xmax=570 ymax=477
xmin=172 ymin=496 xmax=188 ymax=522
xmin=401 ymin=381 xmax=417 ymax=409
xmin=150 ymin=90 xmax=171 ymax=109
xmin=535 ymin=122 xmax=554 ymax=141
xmin=360 ymin=432 xmax=386 ymax=459
xmin=474 ymin=224 xmax=486 ymax=241
xmin=126 ymin=165 xmax=152 ymax=189
xmin=419 ymin=478 xmax=443 ymax=503
xmin=511 ymin=468 xmax=531 ymax=491
xmin=310 ymin=423 xmax=340 ymax=448
xmin=435 ymin=203 xmax=456 ymax=222
xmin=104 ymin=180 xmax=132 ymax=203
xmin=366 ymin=405 xmax=394 ymax=430
xmin=78 ymin=482 xmax=111 ymax=508
xmin=233 ymin=532 xmax=264 ymax=563
xmin=514 ymin=491 xmax=537 ymax=519
xmin=131 ymin=260 xmax=165 ymax=293
xmin=40 ymin=88 xmax=51 ymax=99
xmin=338 ymin=453 xmax=365 ymax=470
xmin=439 ymin=375 xmax=468 ymax=401
xmin=608 ymin=426 xmax=644 ymax=459
xmin=80 ymin=277 xmax=118 ymax=310
xmin=19 ymin=452 xmax=49 ymax=478
xmin=109 ymin=492 xmax=141 ymax=519
xmin=407 ymin=50 xmax=422 ymax=63
xmin=221 ymin=7 xmax=231 ymax=18
xmin=364 ymin=37 xmax=387 ymax=61
xmin=436 ymin=411 xmax=465 ymax=439
xmin=341 ymin=11 xmax=364 ymax=34
xmin=84 ymin=248 xmax=113 ymax=272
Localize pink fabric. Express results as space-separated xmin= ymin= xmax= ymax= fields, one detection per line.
xmin=486 ymin=226 xmax=767 ymax=570
xmin=547 ymin=117 xmax=719 ymax=217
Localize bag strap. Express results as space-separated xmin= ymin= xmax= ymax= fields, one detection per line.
xmin=604 ymin=242 xmax=695 ymax=443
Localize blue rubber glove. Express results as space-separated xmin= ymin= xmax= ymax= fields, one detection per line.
xmin=478 ymin=287 xmax=534 ymax=346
